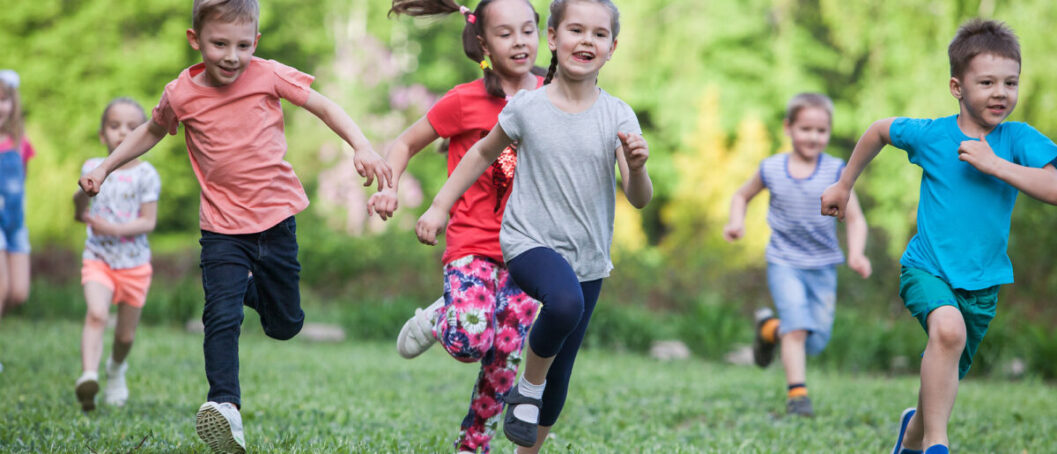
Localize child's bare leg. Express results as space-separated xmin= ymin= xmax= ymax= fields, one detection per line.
xmin=780 ymin=329 xmax=808 ymax=385
xmin=81 ymin=282 xmax=113 ymax=373
xmin=919 ymin=306 xmax=965 ymax=449
xmin=516 ymin=425 xmax=552 ymax=454
xmin=903 ymin=392 xmax=926 ymax=450
xmin=112 ymin=303 xmax=143 ymax=364
xmin=3 ymin=252 xmax=30 ymax=312
xmin=522 ymin=345 xmax=555 ymax=386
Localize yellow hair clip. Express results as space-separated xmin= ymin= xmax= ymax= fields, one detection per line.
xmin=480 ymin=59 xmax=490 ymax=70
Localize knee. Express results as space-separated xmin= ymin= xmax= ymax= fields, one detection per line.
xmin=540 ymin=290 xmax=584 ymax=333
xmin=264 ymin=319 xmax=303 ymax=341
xmin=6 ymin=288 xmax=28 ymax=306
xmin=86 ymin=309 xmax=109 ymax=327
xmin=115 ymin=332 xmax=136 ymax=345
xmin=928 ymin=318 xmax=966 ymax=351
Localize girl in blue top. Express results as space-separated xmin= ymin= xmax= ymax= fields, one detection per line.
xmin=724 ymin=93 xmax=871 ymax=417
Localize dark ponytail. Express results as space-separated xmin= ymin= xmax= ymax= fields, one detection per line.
xmin=390 ymin=0 xmax=539 ymax=98
xmin=543 ymin=50 xmax=558 ymax=84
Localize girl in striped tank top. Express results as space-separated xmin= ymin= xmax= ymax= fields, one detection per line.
xmin=723 ymin=93 xmax=871 ymax=417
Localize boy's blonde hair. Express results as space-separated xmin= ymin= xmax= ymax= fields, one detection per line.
xmin=785 ymin=93 xmax=833 ymax=124
xmin=0 ymin=80 xmax=24 ymax=146
xmin=948 ymin=19 xmax=1020 ymax=79
xmin=192 ymin=0 xmax=260 ymax=32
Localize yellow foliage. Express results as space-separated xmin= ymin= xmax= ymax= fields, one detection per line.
xmin=612 ymin=191 xmax=647 ymax=261
xmin=661 ymin=86 xmax=773 ymax=268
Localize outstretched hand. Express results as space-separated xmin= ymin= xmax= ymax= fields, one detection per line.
xmin=958 ymin=135 xmax=1002 ymax=176
xmin=354 ymin=148 xmax=394 ymax=191
xmin=820 ymin=182 xmax=851 ymax=221
xmin=367 ymin=189 xmax=399 ymax=221
xmin=618 ymin=132 xmax=649 ymax=171
xmin=848 ymin=254 xmax=872 ymax=279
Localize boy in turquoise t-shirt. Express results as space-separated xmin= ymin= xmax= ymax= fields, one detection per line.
xmin=821 ymin=19 xmax=1057 ymax=454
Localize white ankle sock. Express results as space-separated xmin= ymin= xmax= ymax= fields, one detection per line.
xmin=512 ymin=376 xmax=545 ymax=424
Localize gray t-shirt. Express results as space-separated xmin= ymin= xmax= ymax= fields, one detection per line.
xmin=497 ymin=87 xmax=641 ymax=281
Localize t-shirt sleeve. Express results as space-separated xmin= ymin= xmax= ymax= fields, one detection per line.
xmin=20 ymin=137 xmax=34 ymax=166
xmin=139 ymin=164 xmax=161 ymax=204
xmin=151 ymin=90 xmax=180 ymax=136
xmin=271 ymin=60 xmax=315 ymax=106
xmin=497 ymin=90 xmax=529 ymax=142
xmin=426 ymin=87 xmax=463 ymax=139
xmin=888 ymin=117 xmax=931 ymax=163
xmin=1012 ymin=123 xmax=1057 ymax=169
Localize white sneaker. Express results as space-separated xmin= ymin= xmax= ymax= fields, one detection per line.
xmin=104 ymin=358 xmax=129 ymax=407
xmin=196 ymin=401 xmax=246 ymax=453
xmin=75 ymin=371 xmax=100 ymax=412
xmin=396 ymin=297 xmax=443 ymax=359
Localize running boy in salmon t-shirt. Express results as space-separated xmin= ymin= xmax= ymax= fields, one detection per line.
xmin=78 ymin=1 xmax=391 ymax=452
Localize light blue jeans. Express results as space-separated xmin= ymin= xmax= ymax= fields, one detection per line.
xmin=766 ymin=262 xmax=837 ymax=355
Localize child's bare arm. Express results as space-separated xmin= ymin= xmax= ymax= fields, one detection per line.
xmin=615 ymin=132 xmax=652 ymax=208
xmin=367 ymin=117 xmax=440 ymax=220
xmin=416 ymin=124 xmax=512 ymax=245
xmin=958 ymin=137 xmax=1057 ymax=205
xmin=843 ymin=190 xmax=872 ymax=278
xmin=79 ymin=122 xmax=166 ymax=196
xmin=84 ymin=202 xmax=158 ymax=237
xmin=723 ymin=171 xmax=765 ymax=242
xmin=302 ymin=89 xmax=393 ymax=191
xmin=821 ymin=117 xmax=896 ymax=220
xmin=73 ymin=190 xmax=91 ymax=223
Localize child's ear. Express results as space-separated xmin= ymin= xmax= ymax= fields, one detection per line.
xmin=547 ymin=27 xmax=558 ymax=52
xmin=949 ymin=76 xmax=963 ymax=100
xmin=477 ymin=35 xmax=490 ymax=57
xmin=186 ymin=28 xmax=201 ymax=51
xmin=253 ymin=33 xmax=261 ymax=50
xmin=782 ymin=118 xmax=792 ymax=136
xmin=98 ymin=130 xmax=106 ymax=146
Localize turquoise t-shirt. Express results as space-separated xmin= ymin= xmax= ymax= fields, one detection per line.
xmin=890 ymin=115 xmax=1057 ymax=290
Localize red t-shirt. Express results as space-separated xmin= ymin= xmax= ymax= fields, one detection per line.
xmin=426 ymin=77 xmax=543 ymax=265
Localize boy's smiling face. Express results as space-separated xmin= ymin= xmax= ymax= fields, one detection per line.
xmin=187 ymin=17 xmax=260 ymax=87
xmin=952 ymin=53 xmax=1020 ymax=135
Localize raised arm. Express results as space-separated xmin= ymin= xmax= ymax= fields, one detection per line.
xmin=367 ymin=117 xmax=441 ymax=220
xmin=723 ymin=171 xmax=766 ymax=242
xmin=615 ymin=132 xmax=652 ymax=208
xmin=957 ymin=136 xmax=1057 ymax=205
xmin=820 ymin=117 xmax=896 ymax=220
xmin=302 ymin=89 xmax=393 ymax=191
xmin=79 ymin=122 xmax=166 ymax=196
xmin=415 ymin=124 xmax=513 ymax=245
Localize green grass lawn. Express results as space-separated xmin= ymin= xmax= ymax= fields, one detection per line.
xmin=1 ymin=318 xmax=1054 ymax=453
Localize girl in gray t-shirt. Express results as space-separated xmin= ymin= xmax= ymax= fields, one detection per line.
xmin=416 ymin=1 xmax=652 ymax=449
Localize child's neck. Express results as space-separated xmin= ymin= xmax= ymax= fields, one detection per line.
xmin=955 ymin=108 xmax=998 ymax=138
xmin=547 ymin=74 xmax=600 ymax=114
xmin=787 ymin=151 xmax=819 ymax=179
xmin=499 ymin=72 xmax=539 ymax=97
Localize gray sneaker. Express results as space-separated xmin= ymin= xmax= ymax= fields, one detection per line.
xmin=104 ymin=358 xmax=129 ymax=407
xmin=396 ymin=297 xmax=443 ymax=359
xmin=752 ymin=308 xmax=778 ymax=368
xmin=786 ymin=396 xmax=814 ymax=417
xmin=196 ymin=402 xmax=246 ymax=453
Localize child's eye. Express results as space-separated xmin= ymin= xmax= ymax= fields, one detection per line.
xmin=500 ymin=33 xmax=511 ymax=38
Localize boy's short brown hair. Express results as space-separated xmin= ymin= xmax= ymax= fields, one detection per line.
xmin=192 ymin=0 xmax=260 ymax=32
xmin=948 ymin=19 xmax=1020 ymax=79
xmin=785 ymin=93 xmax=833 ymax=125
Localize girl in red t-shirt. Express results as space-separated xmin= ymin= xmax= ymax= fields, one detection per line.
xmin=373 ymin=0 xmax=544 ymax=452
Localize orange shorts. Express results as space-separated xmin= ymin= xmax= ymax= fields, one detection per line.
xmin=81 ymin=259 xmax=153 ymax=308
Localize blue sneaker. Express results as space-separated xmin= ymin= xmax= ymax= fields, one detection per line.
xmin=892 ymin=407 xmax=922 ymax=454
xmin=924 ymin=445 xmax=949 ymax=454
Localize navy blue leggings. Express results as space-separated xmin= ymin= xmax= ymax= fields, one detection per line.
xmin=506 ymin=247 xmax=602 ymax=426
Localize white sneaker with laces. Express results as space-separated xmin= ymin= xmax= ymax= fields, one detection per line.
xmin=396 ymin=297 xmax=444 ymax=359
xmin=104 ymin=358 xmax=129 ymax=407
xmin=75 ymin=371 xmax=100 ymax=412
xmin=196 ymin=401 xmax=246 ymax=454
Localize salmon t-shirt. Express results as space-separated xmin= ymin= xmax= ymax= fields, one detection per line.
xmin=426 ymin=77 xmax=543 ymax=265
xmin=151 ymin=57 xmax=314 ymax=234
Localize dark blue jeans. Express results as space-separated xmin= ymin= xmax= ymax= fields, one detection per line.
xmin=200 ymin=216 xmax=304 ymax=407
xmin=506 ymin=247 xmax=603 ymax=426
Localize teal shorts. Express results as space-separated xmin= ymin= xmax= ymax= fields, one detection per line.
xmin=899 ymin=266 xmax=999 ymax=379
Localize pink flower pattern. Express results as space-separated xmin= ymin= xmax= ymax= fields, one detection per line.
xmin=437 ymin=255 xmax=539 ymax=454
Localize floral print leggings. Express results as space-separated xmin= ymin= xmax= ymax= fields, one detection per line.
xmin=435 ymin=255 xmax=540 ymax=453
